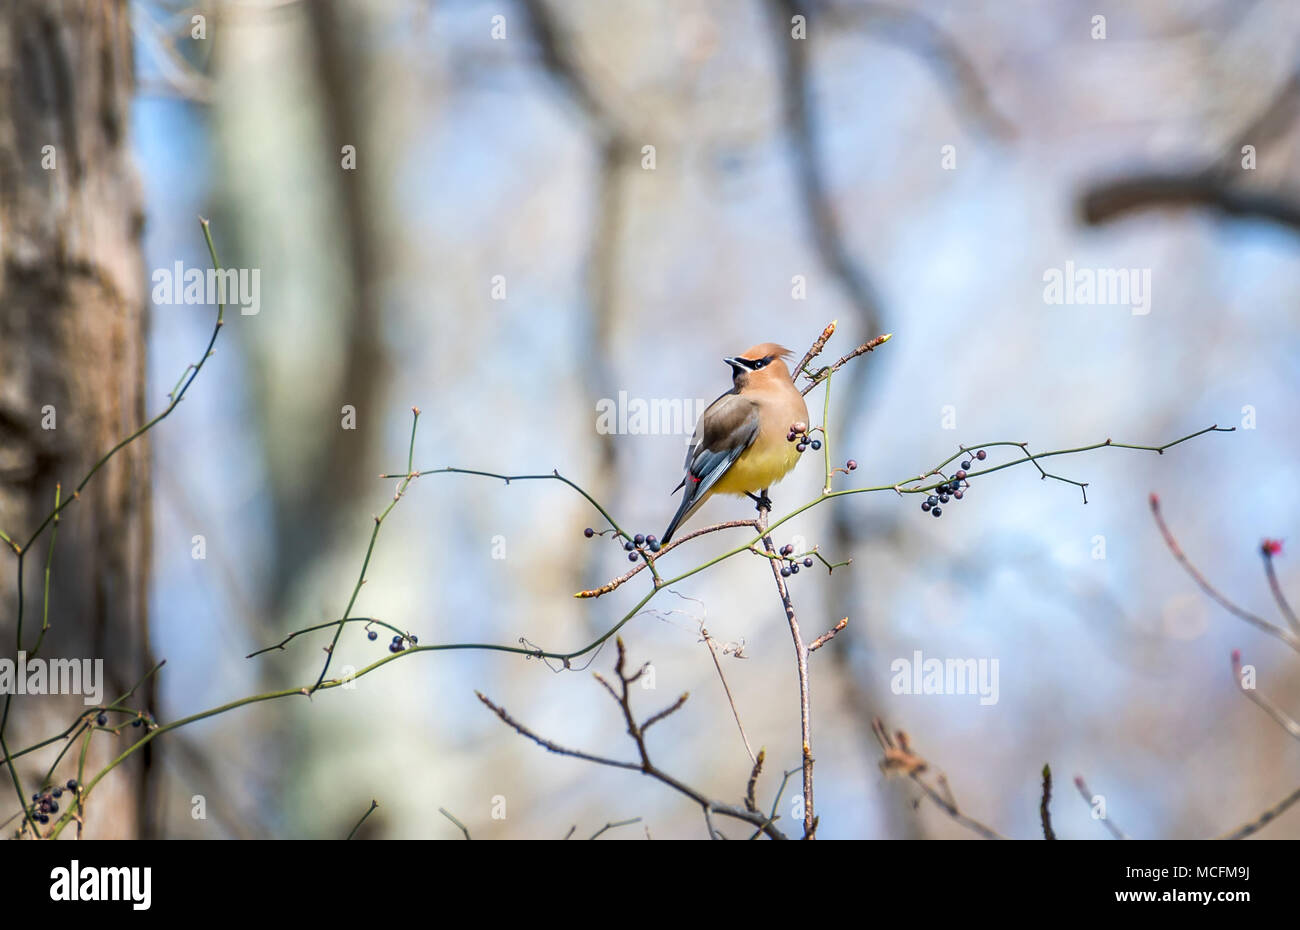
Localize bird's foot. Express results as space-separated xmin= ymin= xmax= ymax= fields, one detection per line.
xmin=747 ymin=490 xmax=773 ymax=512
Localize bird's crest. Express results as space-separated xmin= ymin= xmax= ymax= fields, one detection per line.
xmin=739 ymin=343 xmax=793 ymax=361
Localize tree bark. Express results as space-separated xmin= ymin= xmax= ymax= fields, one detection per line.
xmin=0 ymin=0 xmax=154 ymax=838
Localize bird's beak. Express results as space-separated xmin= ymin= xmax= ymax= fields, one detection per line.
xmin=723 ymin=356 xmax=746 ymax=374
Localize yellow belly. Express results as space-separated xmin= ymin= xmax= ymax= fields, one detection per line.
xmin=710 ymin=441 xmax=801 ymax=497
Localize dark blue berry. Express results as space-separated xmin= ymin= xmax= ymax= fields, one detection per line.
xmin=584 ymin=527 xmax=594 ymax=538
xmin=803 ymin=557 xmax=813 ymax=568
xmin=623 ymin=541 xmax=635 ymax=552
xmin=939 ymin=494 xmax=949 ymax=504
xmin=780 ymin=566 xmax=791 ymax=577
xmin=628 ymin=552 xmax=638 ymax=562
xmin=922 ymin=501 xmax=932 ymax=512
xmin=648 ymin=540 xmax=660 ymax=552
xmin=132 ymin=718 xmax=142 ymax=728
xmin=408 ymin=635 xmax=418 ymax=644
xmin=96 ymin=713 xmax=107 ymax=726
xmin=932 ymin=506 xmax=942 ymax=517
xmin=810 ymin=440 xmax=821 ymax=451
xmin=367 ymin=630 xmax=378 ymax=641
xmin=634 ymin=534 xmax=645 ymax=546
xmin=52 ymin=788 xmax=62 ymax=799
xmin=37 ymin=813 xmax=49 ymax=824
xmin=796 ymin=443 xmax=808 ymax=453
xmin=927 ymin=496 xmax=938 ymax=506
xmin=960 ymin=460 xmax=971 ymax=470
xmin=66 ymin=780 xmax=77 ymax=791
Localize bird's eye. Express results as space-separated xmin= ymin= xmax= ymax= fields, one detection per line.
xmin=751 ymin=358 xmax=768 ymax=369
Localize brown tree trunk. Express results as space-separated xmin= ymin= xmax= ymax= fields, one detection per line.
xmin=0 ymin=0 xmax=154 ymax=838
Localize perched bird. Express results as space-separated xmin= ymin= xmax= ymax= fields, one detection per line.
xmin=661 ymin=343 xmax=809 ymax=544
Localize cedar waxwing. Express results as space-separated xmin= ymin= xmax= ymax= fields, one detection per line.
xmin=661 ymin=343 xmax=810 ymax=544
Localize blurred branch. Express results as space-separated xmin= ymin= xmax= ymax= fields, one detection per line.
xmin=437 ymin=807 xmax=470 ymax=840
xmin=1072 ymin=775 xmax=1130 ymax=840
xmin=1217 ymin=784 xmax=1300 ymax=840
xmin=822 ymin=0 xmax=1015 ymax=139
xmin=1261 ymin=541 xmax=1299 ymax=635
xmin=477 ymin=638 xmax=789 ymax=840
xmin=1080 ymin=174 xmax=1300 ymax=232
xmin=872 ymin=718 xmax=1005 ymax=839
xmin=1232 ymin=650 xmax=1300 ymax=741
xmin=1149 ymin=494 xmax=1300 ymax=653
xmin=1080 ymin=67 xmax=1300 ymax=233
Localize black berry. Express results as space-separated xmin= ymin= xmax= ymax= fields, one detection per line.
xmin=927 ymin=496 xmax=938 ymax=506
xmin=584 ymin=527 xmax=594 ymax=538
xmin=790 ymin=563 xmax=799 ymax=574
xmin=803 ymin=557 xmax=813 ymax=568
xmin=66 ymin=780 xmax=78 ymax=791
xmin=810 ymin=440 xmax=821 ymax=451
xmin=96 ymin=713 xmax=107 ymax=726
xmin=132 ymin=718 xmax=142 ymax=728
xmin=922 ymin=501 xmax=932 ymax=512
xmin=780 ymin=566 xmax=791 ymax=577
xmin=408 ymin=635 xmax=418 ymax=645
xmin=623 ymin=541 xmax=635 ymax=552
xmin=649 ymin=540 xmax=660 ymax=552
xmin=796 ymin=442 xmax=807 ymax=453
xmin=976 ymin=450 xmax=987 ymax=461
xmin=932 ymin=506 xmax=942 ymax=517
xmin=634 ymin=534 xmax=645 ymax=546
xmin=960 ymin=460 xmax=971 ymax=470
xmin=367 ymin=630 xmax=378 ymax=641
xmin=628 ymin=552 xmax=638 ymax=562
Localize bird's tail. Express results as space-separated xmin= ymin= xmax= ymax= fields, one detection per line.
xmin=661 ymin=486 xmax=702 ymax=546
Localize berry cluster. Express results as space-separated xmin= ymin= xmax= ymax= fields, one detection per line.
xmin=584 ymin=527 xmax=660 ymax=560
xmin=369 ymin=629 xmax=418 ymax=652
xmin=776 ymin=543 xmax=815 ymax=578
xmin=28 ymin=780 xmax=78 ymax=826
xmin=786 ymin=421 xmax=821 ymax=454
xmin=921 ymin=450 xmax=985 ymax=518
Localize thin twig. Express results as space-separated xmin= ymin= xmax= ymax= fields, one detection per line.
xmin=700 ymin=626 xmax=756 ymax=764
xmin=438 ymin=807 xmax=471 ymax=840
xmin=476 ymin=639 xmax=788 ymax=840
xmin=757 ymin=505 xmax=816 ymax=839
xmin=1040 ymin=764 xmax=1055 ymax=840
xmin=346 ymin=800 xmax=378 ymax=840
